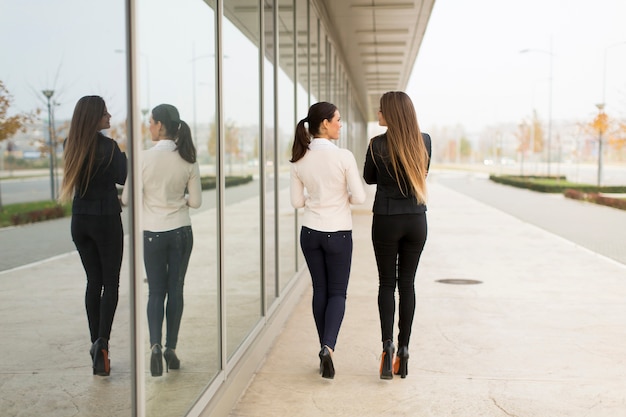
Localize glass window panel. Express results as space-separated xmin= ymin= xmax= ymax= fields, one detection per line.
xmin=309 ymin=11 xmax=319 ymax=104
xmin=319 ymin=28 xmax=328 ymax=100
xmin=0 ymin=0 xmax=132 ymax=414
xmin=222 ymin=2 xmax=262 ymax=359
xmin=295 ymin=0 xmax=310 ymax=269
xmin=264 ymin=0 xmax=278 ymax=307
xmin=277 ymin=0 xmax=297 ymax=291
xmin=138 ymin=0 xmax=219 ymax=414
xmin=295 ymin=0 xmax=310 ymax=126
xmin=330 ymin=50 xmax=338 ymax=105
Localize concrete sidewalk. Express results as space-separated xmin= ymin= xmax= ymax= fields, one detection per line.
xmin=228 ymin=181 xmax=626 ymax=417
xmin=1 ymin=178 xmax=625 ymax=417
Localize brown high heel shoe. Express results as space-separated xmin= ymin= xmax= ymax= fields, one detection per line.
xmin=393 ymin=346 xmax=409 ymax=378
xmin=379 ymin=340 xmax=394 ymax=380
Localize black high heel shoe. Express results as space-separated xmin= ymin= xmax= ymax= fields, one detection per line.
xmin=151 ymin=344 xmax=163 ymax=377
xmin=163 ymin=348 xmax=180 ymax=372
xmin=379 ymin=340 xmax=394 ymax=380
xmin=393 ymin=346 xmax=409 ymax=378
xmin=319 ymin=346 xmax=335 ymax=379
xmin=92 ymin=338 xmax=110 ymax=376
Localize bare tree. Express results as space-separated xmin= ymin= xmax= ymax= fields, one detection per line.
xmin=0 ymin=80 xmax=40 ymax=208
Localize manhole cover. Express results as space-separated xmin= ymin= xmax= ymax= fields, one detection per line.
xmin=436 ymin=279 xmax=483 ymax=285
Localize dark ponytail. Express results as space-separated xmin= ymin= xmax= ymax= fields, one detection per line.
xmin=176 ymin=121 xmax=196 ymax=163
xmin=290 ymin=118 xmax=310 ymax=162
xmin=151 ymin=104 xmax=196 ymax=163
xmin=290 ymin=101 xmax=338 ymax=163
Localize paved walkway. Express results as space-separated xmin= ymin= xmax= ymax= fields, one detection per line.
xmin=228 ymin=177 xmax=626 ymax=417
xmin=1 ymin=173 xmax=625 ymax=417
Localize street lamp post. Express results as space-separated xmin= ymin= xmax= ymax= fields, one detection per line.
xmin=602 ymin=41 xmax=626 ymax=105
xmin=42 ymin=89 xmax=56 ymax=200
xmin=190 ymin=45 xmax=219 ymax=148
xmin=115 ymin=49 xmax=150 ymax=110
xmin=520 ymin=42 xmax=554 ymax=177
xmin=192 ymin=43 xmax=198 ymax=146
xmin=596 ymin=41 xmax=626 ymax=187
xmin=53 ymin=100 xmax=60 ymax=197
xmin=595 ymin=103 xmax=605 ymax=187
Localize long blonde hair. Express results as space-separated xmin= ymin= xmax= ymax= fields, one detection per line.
xmin=376 ymin=91 xmax=429 ymax=203
xmin=59 ymin=96 xmax=111 ymax=202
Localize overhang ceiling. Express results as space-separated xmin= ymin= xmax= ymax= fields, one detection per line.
xmin=224 ymin=0 xmax=435 ymax=121
xmin=314 ymin=0 xmax=435 ymax=120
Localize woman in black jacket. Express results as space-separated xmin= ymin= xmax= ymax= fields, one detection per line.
xmin=60 ymin=96 xmax=127 ymax=376
xmin=363 ymin=91 xmax=431 ymax=380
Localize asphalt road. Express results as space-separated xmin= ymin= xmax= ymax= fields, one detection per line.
xmin=432 ymin=170 xmax=626 ymax=266
xmin=0 ymin=179 xmax=267 ymax=272
xmin=0 ymin=176 xmax=60 ymax=205
xmin=2 ymin=172 xmax=625 ymax=272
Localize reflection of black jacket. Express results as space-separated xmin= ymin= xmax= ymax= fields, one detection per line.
xmin=72 ymin=133 xmax=127 ymax=215
xmin=363 ymin=132 xmax=431 ymax=215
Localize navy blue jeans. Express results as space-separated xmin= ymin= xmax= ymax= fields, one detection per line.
xmin=72 ymin=214 xmax=123 ymax=343
xmin=372 ymin=213 xmax=427 ymax=347
xmin=300 ymin=226 xmax=353 ymax=351
xmin=143 ymin=226 xmax=193 ymax=349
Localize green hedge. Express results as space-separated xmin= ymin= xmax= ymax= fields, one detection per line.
xmin=200 ymin=175 xmax=253 ymax=190
xmin=11 ymin=205 xmax=66 ymax=225
xmin=489 ymin=175 xmax=626 ymax=193
xmin=1 ymin=201 xmax=72 ymax=227
xmin=2 ymin=175 xmax=254 ymax=227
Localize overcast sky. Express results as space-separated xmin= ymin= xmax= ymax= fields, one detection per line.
xmin=1 ymin=0 xmax=625 ymax=136
xmin=408 ymin=0 xmax=626 ymax=134
xmin=0 ymin=0 xmax=127 ymax=121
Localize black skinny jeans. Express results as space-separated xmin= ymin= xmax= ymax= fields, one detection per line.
xmin=72 ymin=214 xmax=124 ymax=343
xmin=372 ymin=213 xmax=427 ymax=347
xmin=300 ymin=226 xmax=353 ymax=351
xmin=143 ymin=226 xmax=193 ymax=349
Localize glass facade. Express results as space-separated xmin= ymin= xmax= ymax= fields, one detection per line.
xmin=1 ymin=0 xmax=368 ymax=415
xmin=136 ymin=2 xmax=221 ymax=415
xmin=132 ymin=1 xmax=369 ymax=414
xmin=222 ymin=0 xmax=263 ymax=361
xmin=276 ymin=0 xmax=298 ymax=292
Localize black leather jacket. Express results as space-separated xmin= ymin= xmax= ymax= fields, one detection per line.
xmin=363 ymin=132 xmax=431 ymax=215
xmin=71 ymin=133 xmax=127 ymax=215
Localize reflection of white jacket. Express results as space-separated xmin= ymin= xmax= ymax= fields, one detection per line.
xmin=290 ymin=138 xmax=366 ymax=232
xmin=122 ymin=140 xmax=202 ymax=232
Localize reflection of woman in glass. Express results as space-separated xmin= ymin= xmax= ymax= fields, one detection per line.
xmin=363 ymin=91 xmax=431 ymax=380
xmin=290 ymin=102 xmax=366 ymax=379
xmin=126 ymin=104 xmax=201 ymax=377
xmin=60 ymin=96 xmax=127 ymax=376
